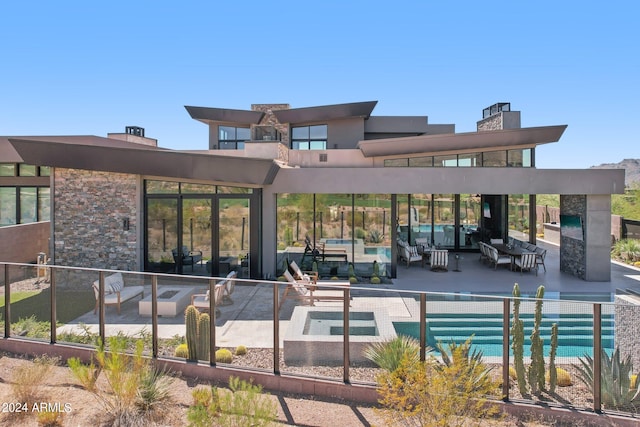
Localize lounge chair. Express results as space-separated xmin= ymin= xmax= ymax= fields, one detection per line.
xmin=290 ymin=260 xmax=318 ymax=284
xmin=478 ymin=242 xmax=491 ymax=264
xmin=514 ymin=252 xmax=538 ymax=275
xmin=279 ymin=270 xmax=315 ymax=309
xmin=191 ymin=283 xmax=226 ymax=315
xmin=430 ymin=249 xmax=449 ymax=271
xmin=222 ymin=271 xmax=238 ymax=303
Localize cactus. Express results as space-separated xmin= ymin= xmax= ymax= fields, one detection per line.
xmin=370 ymin=276 xmax=381 ymax=284
xmin=528 ymin=285 xmax=545 ymax=394
xmin=348 ymin=263 xmax=355 ymax=278
xmin=372 ymin=260 xmax=380 ymax=277
xmin=215 ymin=348 xmax=233 ymax=363
xmin=174 ymin=343 xmax=189 ymax=359
xmin=312 ymin=261 xmax=318 ymax=273
xmin=235 ymin=345 xmax=247 ymax=356
xmin=197 ymin=313 xmax=211 ymax=361
xmin=549 ymin=323 xmax=559 ymax=392
xmin=185 ymin=305 xmax=199 ymax=361
xmin=511 ymin=283 xmax=527 ymax=395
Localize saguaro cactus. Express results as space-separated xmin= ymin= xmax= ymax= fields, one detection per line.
xmin=197 ymin=313 xmax=211 ymax=361
xmin=185 ymin=305 xmax=199 ymax=361
xmin=511 ymin=283 xmax=528 ymax=395
xmin=528 ymin=285 xmax=546 ymax=394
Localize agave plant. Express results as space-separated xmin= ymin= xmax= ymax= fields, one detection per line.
xmin=612 ymin=239 xmax=640 ymax=263
xmin=574 ymin=348 xmax=640 ymax=411
xmin=364 ymin=335 xmax=424 ymax=372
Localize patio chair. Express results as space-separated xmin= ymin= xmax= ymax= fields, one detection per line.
xmin=279 ymin=270 xmax=315 ymax=309
xmin=290 ymin=260 xmax=318 ymax=284
xmin=478 ymin=242 xmax=491 ymax=264
xmin=487 ymin=246 xmax=511 ymax=270
xmin=222 ymin=271 xmax=238 ymax=303
xmin=191 ymin=283 xmax=225 ymax=316
xmin=430 ymin=249 xmax=449 ymax=272
xmin=172 ymin=246 xmax=203 ymax=272
xmin=514 ymin=252 xmax=538 ymax=275
xmin=398 ymin=240 xmax=422 ymax=268
xmin=534 ymin=247 xmax=547 ymax=272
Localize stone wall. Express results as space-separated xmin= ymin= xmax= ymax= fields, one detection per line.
xmin=53 ymin=168 xmax=138 ymax=270
xmin=251 ymin=104 xmax=290 ymax=145
xmin=614 ymin=295 xmax=640 ymax=368
xmin=477 ymin=114 xmax=504 ymax=131
xmin=559 ymin=195 xmax=586 ymax=279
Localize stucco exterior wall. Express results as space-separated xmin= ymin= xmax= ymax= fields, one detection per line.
xmin=0 ymin=221 xmax=50 ymax=263
xmin=53 ymin=168 xmax=139 ymax=270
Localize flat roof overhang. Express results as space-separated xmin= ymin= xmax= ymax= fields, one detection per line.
xmin=269 ymin=167 xmax=625 ymax=195
xmin=273 ymin=101 xmax=378 ymax=124
xmin=357 ymin=125 xmax=568 ymax=157
xmin=185 ymin=106 xmax=265 ymax=125
xmin=8 ymin=137 xmax=280 ymax=186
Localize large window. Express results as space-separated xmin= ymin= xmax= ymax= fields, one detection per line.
xmin=218 ymin=126 xmax=250 ymax=150
xmin=0 ymin=186 xmax=50 ymax=226
xmin=291 ymin=125 xmax=327 ymax=150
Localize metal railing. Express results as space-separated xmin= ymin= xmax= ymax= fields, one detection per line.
xmin=0 ymin=262 xmax=636 ymax=416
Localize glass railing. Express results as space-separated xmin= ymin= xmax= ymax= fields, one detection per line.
xmin=1 ymin=262 xmax=638 ymax=417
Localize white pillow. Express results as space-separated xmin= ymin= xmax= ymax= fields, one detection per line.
xmin=204 ymin=290 xmax=210 ymax=301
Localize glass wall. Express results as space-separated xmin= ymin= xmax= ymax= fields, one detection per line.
xmin=508 ymin=194 xmax=530 ymax=241
xmin=145 ymin=180 xmax=258 ymax=278
xmin=277 ymin=193 xmax=392 ymax=278
xmin=0 ymin=186 xmax=49 ymax=226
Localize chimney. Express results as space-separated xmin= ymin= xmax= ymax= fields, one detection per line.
xmin=107 ymin=126 xmax=158 ymax=147
xmin=477 ymin=102 xmax=521 ymax=131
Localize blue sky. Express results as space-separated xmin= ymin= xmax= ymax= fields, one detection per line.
xmin=1 ymin=1 xmax=637 ymax=169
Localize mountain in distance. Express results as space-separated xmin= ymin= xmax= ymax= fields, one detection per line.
xmin=590 ymin=158 xmax=640 ymax=187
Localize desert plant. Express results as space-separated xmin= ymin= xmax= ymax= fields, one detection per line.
xmin=511 ymin=283 xmax=528 ymax=395
xmin=369 ymin=229 xmax=383 ymax=243
xmin=528 ymin=285 xmax=546 ymax=394
xmin=377 ymin=354 xmax=501 ymax=426
xmin=215 ymin=348 xmax=233 ymax=363
xmin=372 ymin=260 xmax=380 ymax=277
xmin=548 ymin=322 xmax=559 ymax=392
xmin=187 ymin=386 xmax=220 ymax=427
xmin=435 ymin=336 xmax=493 ymax=393
xmin=11 ymin=355 xmax=58 ymax=408
xmin=36 ymin=409 xmax=64 ymax=426
xmin=68 ymin=336 xmax=173 ymax=426
xmin=574 ymin=347 xmax=640 ymax=411
xmin=218 ymin=376 xmax=277 ymax=427
xmin=546 ymin=367 xmax=572 ymax=387
xmin=370 ymin=276 xmax=381 ymax=284
xmin=349 ymin=276 xmax=358 ymax=284
xmin=235 ymin=345 xmax=247 ymax=356
xmin=197 ymin=313 xmax=211 ymax=361
xmin=364 ymin=335 xmax=421 ymax=372
xmin=185 ymin=305 xmax=199 ymax=361
xmin=174 ymin=343 xmax=189 ymax=358
xmin=612 ymin=239 xmax=640 ymax=262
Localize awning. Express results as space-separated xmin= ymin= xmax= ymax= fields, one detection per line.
xmin=357 ymin=125 xmax=567 ymax=157
xmin=8 ymin=136 xmax=281 ymax=186
xmin=273 ymin=101 xmax=378 ymax=124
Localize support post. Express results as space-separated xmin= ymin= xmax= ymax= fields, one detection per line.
xmin=50 ymin=269 xmax=56 ymax=344
xmin=502 ymin=298 xmax=511 ymax=401
xmin=151 ymin=275 xmax=158 ymax=358
xmin=273 ymin=282 xmax=280 ymax=375
xmin=419 ymin=293 xmax=427 ymax=361
xmin=343 ymin=287 xmax=350 ymax=383
xmin=594 ymin=303 xmax=602 ymax=413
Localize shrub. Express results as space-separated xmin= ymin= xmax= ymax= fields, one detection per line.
xmin=612 ymin=239 xmax=640 ymax=263
xmin=187 ymin=377 xmax=276 ymax=427
xmin=68 ymin=336 xmax=173 ymax=425
xmin=377 ymin=354 xmax=501 ymax=426
xmin=215 ymin=349 xmax=233 ymax=364
xmin=235 ymin=345 xmax=248 ymax=356
xmin=370 ymin=276 xmax=381 ymax=284
xmin=11 ymin=355 xmax=58 ymax=408
xmin=36 ymin=409 xmax=64 ymax=426
xmin=174 ymin=343 xmax=189 ymax=358
xmin=435 ymin=337 xmax=494 ymax=393
xmin=364 ymin=335 xmax=421 ymax=372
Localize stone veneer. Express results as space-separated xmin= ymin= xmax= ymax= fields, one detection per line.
xmin=251 ymin=104 xmax=290 ymax=145
xmin=54 ymin=168 xmax=138 ymax=270
xmin=559 ymin=195 xmax=586 ymax=279
xmin=614 ymin=295 xmax=640 ymax=368
xmin=477 ymin=114 xmax=505 ymax=131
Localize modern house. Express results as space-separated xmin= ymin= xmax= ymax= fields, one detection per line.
xmin=4 ymin=101 xmax=625 ymax=281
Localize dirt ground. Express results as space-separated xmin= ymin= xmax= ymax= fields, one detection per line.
xmin=0 ymin=352 xmax=383 ymax=426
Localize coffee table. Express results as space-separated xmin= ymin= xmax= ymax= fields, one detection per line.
xmin=138 ymin=287 xmax=194 ymax=317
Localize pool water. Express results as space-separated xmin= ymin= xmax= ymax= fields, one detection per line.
xmin=394 ymin=311 xmax=615 ymax=358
